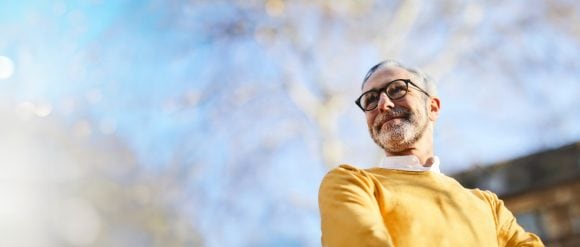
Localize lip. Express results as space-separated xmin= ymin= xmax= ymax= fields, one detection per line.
xmin=383 ymin=116 xmax=404 ymax=124
xmin=378 ymin=117 xmax=403 ymax=129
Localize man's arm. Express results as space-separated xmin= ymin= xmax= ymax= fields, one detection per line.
xmin=480 ymin=190 xmax=544 ymax=247
xmin=318 ymin=165 xmax=393 ymax=247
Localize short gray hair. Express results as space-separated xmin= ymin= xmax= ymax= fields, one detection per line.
xmin=361 ymin=60 xmax=437 ymax=97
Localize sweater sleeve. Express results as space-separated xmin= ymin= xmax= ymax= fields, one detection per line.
xmin=318 ymin=165 xmax=393 ymax=247
xmin=481 ymin=190 xmax=544 ymax=247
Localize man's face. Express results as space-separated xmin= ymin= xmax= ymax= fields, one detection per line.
xmin=362 ymin=66 xmax=431 ymax=153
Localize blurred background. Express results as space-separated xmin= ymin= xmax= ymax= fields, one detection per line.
xmin=0 ymin=0 xmax=579 ymax=246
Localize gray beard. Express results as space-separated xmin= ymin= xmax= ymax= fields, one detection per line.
xmin=369 ymin=105 xmax=429 ymax=153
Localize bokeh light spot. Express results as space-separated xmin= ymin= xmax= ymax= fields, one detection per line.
xmin=0 ymin=56 xmax=15 ymax=80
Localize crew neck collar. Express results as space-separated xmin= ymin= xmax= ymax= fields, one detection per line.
xmin=380 ymin=155 xmax=441 ymax=173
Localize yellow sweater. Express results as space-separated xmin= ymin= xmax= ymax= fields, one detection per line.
xmin=318 ymin=165 xmax=544 ymax=247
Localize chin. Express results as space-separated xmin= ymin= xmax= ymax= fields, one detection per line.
xmin=371 ymin=134 xmax=404 ymax=152
xmin=383 ymin=138 xmax=413 ymax=153
xmin=373 ymin=127 xmax=415 ymax=152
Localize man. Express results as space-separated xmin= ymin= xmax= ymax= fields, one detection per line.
xmin=318 ymin=60 xmax=544 ymax=246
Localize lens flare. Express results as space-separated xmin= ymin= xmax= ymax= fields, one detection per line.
xmin=0 ymin=56 xmax=15 ymax=80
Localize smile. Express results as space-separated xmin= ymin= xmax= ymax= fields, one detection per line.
xmin=383 ymin=117 xmax=405 ymax=124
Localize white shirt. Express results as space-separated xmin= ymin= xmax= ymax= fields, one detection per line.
xmin=380 ymin=155 xmax=441 ymax=174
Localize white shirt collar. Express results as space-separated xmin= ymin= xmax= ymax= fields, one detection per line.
xmin=380 ymin=155 xmax=441 ymax=174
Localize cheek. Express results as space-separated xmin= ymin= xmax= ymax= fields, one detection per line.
xmin=403 ymin=98 xmax=424 ymax=116
xmin=366 ymin=113 xmax=376 ymax=128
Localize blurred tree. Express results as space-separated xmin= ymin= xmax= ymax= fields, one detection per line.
xmin=0 ymin=0 xmax=578 ymax=246
xmin=148 ymin=1 xmax=579 ymax=244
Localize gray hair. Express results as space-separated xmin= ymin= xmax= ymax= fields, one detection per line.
xmin=361 ymin=60 xmax=437 ymax=97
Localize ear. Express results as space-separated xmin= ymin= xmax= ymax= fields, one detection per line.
xmin=428 ymin=97 xmax=441 ymax=121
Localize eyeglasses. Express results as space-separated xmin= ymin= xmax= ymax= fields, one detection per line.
xmin=355 ymin=79 xmax=430 ymax=111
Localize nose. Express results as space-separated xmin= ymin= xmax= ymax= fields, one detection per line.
xmin=377 ymin=92 xmax=395 ymax=112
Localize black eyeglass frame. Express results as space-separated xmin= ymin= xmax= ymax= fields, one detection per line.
xmin=355 ymin=79 xmax=430 ymax=112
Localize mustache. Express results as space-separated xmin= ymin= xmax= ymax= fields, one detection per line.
xmin=373 ymin=106 xmax=411 ymax=129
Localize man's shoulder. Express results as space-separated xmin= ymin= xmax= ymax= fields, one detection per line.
xmin=319 ymin=164 xmax=380 ymax=199
xmin=320 ymin=164 xmax=378 ymax=187
xmin=336 ymin=164 xmax=361 ymax=171
xmin=324 ymin=164 xmax=370 ymax=175
xmin=324 ymin=164 xmax=390 ymax=178
xmin=465 ymin=188 xmax=502 ymax=204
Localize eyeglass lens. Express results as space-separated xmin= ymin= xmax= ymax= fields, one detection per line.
xmin=360 ymin=80 xmax=408 ymax=110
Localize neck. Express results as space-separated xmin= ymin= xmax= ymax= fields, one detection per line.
xmin=386 ymin=150 xmax=433 ymax=166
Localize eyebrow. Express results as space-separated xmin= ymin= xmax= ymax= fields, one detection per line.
xmin=364 ymin=79 xmax=409 ymax=92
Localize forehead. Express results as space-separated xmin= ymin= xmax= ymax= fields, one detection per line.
xmin=362 ymin=66 xmax=413 ymax=92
